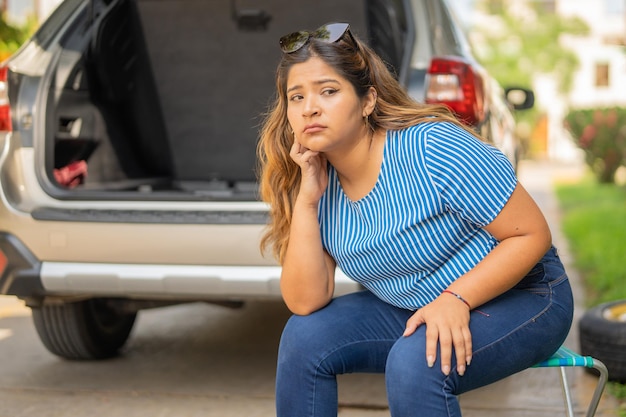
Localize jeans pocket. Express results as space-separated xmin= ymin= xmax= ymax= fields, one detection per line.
xmin=514 ymin=263 xmax=550 ymax=294
xmin=513 ymin=246 xmax=568 ymax=295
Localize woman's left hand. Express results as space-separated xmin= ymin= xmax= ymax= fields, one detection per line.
xmin=403 ymin=295 xmax=473 ymax=376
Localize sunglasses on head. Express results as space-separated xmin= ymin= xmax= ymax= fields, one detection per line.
xmin=279 ymin=22 xmax=354 ymax=54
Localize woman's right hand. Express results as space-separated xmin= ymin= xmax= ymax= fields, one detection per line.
xmin=290 ymin=140 xmax=328 ymax=204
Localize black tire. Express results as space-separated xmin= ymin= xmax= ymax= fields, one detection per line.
xmin=579 ymin=299 xmax=626 ymax=382
xmin=32 ymin=299 xmax=137 ymax=360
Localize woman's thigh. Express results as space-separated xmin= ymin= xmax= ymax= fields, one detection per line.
xmin=277 ymin=290 xmax=412 ymax=375
xmin=387 ymin=274 xmax=574 ymax=397
xmin=463 ymin=280 xmax=573 ymax=390
xmin=276 ymin=291 xmax=415 ymax=417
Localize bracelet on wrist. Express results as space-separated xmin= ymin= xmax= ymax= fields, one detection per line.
xmin=442 ymin=290 xmax=490 ymax=317
xmin=442 ymin=290 xmax=471 ymax=309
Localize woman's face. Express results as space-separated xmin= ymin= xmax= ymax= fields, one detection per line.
xmin=285 ymin=56 xmax=374 ymax=153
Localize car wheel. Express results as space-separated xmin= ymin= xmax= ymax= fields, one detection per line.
xmin=579 ymin=299 xmax=626 ymax=382
xmin=32 ymin=299 xmax=136 ymax=360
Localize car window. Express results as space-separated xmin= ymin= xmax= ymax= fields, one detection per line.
xmin=425 ymin=0 xmax=464 ymax=56
xmin=366 ymin=0 xmax=410 ymax=77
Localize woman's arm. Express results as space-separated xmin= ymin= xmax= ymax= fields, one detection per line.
xmin=280 ymin=141 xmax=335 ymax=315
xmin=447 ymin=182 xmax=552 ymax=308
xmin=280 ymin=199 xmax=336 ymax=315
xmin=404 ymin=182 xmax=552 ymax=375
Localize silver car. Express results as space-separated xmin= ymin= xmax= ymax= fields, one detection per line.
xmin=0 ymin=0 xmax=532 ymax=359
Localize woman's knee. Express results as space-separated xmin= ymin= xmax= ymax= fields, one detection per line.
xmin=386 ymin=332 xmax=461 ymax=415
xmin=385 ymin=329 xmax=455 ymax=389
xmin=279 ymin=314 xmax=323 ymax=362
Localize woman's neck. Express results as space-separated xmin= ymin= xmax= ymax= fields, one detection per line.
xmin=327 ymin=129 xmax=386 ymax=201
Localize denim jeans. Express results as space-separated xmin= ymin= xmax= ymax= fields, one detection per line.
xmin=275 ymin=246 xmax=574 ymax=417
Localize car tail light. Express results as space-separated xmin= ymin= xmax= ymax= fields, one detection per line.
xmin=0 ymin=66 xmax=12 ymax=132
xmin=425 ymin=57 xmax=485 ymax=126
xmin=0 ymin=249 xmax=7 ymax=278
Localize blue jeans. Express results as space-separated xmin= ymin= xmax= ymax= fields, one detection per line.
xmin=275 ymin=246 xmax=573 ymax=417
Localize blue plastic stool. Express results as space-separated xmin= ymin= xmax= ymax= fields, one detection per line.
xmin=533 ymin=346 xmax=609 ymax=417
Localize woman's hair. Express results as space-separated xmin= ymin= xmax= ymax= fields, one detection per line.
xmin=257 ymin=28 xmax=474 ymax=263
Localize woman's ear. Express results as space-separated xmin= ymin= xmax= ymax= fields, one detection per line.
xmin=362 ymin=87 xmax=377 ymax=117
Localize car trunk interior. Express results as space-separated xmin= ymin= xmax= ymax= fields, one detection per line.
xmin=48 ymin=0 xmax=407 ymax=200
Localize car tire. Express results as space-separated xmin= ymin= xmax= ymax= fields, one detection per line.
xmin=579 ymin=299 xmax=626 ymax=382
xmin=32 ymin=299 xmax=136 ymax=360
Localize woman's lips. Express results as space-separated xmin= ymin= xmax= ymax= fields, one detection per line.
xmin=303 ymin=124 xmax=325 ymax=134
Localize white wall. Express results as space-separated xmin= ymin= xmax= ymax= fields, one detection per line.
xmin=556 ymin=0 xmax=626 ymax=108
xmin=563 ymin=36 xmax=626 ymax=108
xmin=558 ymin=0 xmax=625 ymax=40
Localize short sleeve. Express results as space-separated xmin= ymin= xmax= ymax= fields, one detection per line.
xmin=424 ymin=122 xmax=517 ymax=226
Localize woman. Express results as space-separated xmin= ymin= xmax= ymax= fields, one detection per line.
xmin=257 ymin=23 xmax=573 ymax=417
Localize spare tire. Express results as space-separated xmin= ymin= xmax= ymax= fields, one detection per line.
xmin=579 ymin=299 xmax=626 ymax=382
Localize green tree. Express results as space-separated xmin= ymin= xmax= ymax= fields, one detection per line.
xmin=1 ymin=12 xmax=37 ymax=62
xmin=564 ymin=107 xmax=626 ymax=183
xmin=468 ymin=0 xmax=590 ymax=155
xmin=471 ymin=0 xmax=589 ymax=94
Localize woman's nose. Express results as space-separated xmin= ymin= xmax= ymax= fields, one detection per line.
xmin=303 ymin=97 xmax=320 ymax=117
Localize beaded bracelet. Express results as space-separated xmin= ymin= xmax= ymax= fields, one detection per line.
xmin=442 ymin=290 xmax=471 ymax=309
xmin=442 ymin=290 xmax=490 ymax=317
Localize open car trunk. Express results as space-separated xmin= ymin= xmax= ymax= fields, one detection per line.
xmin=46 ymin=0 xmax=408 ymax=200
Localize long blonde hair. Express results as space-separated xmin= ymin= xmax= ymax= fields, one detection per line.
xmin=257 ymin=28 xmax=476 ymax=263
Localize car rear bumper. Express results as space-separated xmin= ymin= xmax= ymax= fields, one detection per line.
xmin=40 ymin=262 xmax=360 ymax=301
xmin=40 ymin=262 xmax=287 ymax=299
xmin=1 ymin=232 xmax=360 ymax=302
xmin=0 ymin=232 xmax=44 ymax=297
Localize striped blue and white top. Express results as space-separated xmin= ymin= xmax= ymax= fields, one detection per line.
xmin=318 ymin=122 xmax=517 ymax=310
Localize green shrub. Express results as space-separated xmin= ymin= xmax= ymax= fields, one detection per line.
xmin=555 ymin=177 xmax=626 ymax=414
xmin=564 ymin=107 xmax=626 ymax=183
xmin=0 ymin=13 xmax=36 ymax=62
xmin=556 ymin=178 xmax=626 ymax=305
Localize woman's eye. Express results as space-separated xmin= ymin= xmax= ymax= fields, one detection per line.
xmin=322 ymin=89 xmax=338 ymax=96
xmin=289 ymin=94 xmax=303 ymax=102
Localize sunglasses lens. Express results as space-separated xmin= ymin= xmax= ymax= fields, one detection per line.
xmin=279 ymin=23 xmax=351 ymax=53
xmin=320 ymin=23 xmax=350 ymax=43
xmin=279 ymin=31 xmax=309 ymax=53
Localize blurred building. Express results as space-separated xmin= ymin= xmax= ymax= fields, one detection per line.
xmin=558 ymin=0 xmax=626 ymax=108
xmin=545 ymin=0 xmax=625 ymax=161
xmin=457 ymin=0 xmax=625 ymax=160
xmin=479 ymin=0 xmax=626 ymax=161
